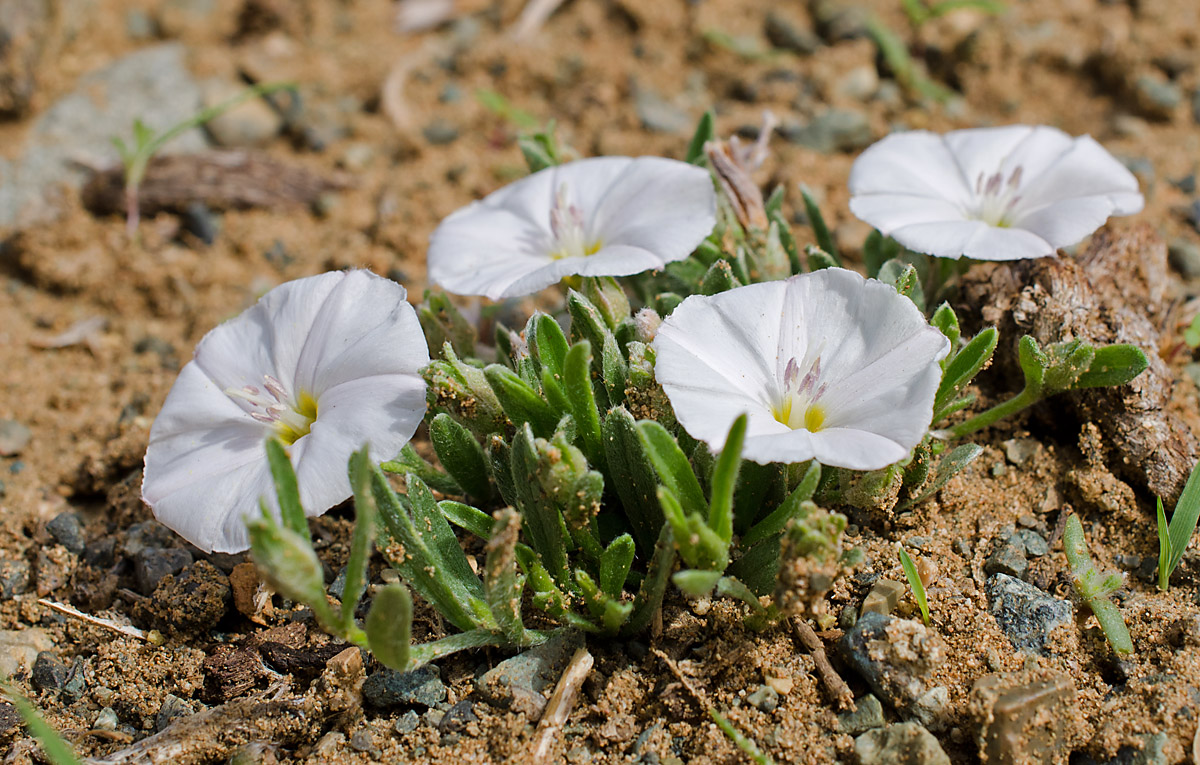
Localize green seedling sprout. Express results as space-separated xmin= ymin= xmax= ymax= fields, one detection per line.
xmin=0 ymin=676 xmax=81 ymax=765
xmin=1063 ymin=514 xmax=1132 ymax=656
xmin=1156 ymin=458 xmax=1200 ymax=590
xmin=112 ymin=81 xmax=296 ymax=237
xmin=900 ymin=0 xmax=1006 ymax=27
xmin=864 ymin=16 xmax=957 ymax=104
xmin=898 ymin=543 xmax=931 ymax=625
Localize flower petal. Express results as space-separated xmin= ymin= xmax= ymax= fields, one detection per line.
xmin=942 ymin=124 xmax=1040 ymax=191
xmin=848 ymin=193 xmax=968 ymax=235
xmin=1008 ymin=135 xmax=1143 ymax=230
xmin=293 ymin=271 xmax=430 ymax=395
xmin=428 ymin=156 xmax=716 ymax=299
xmin=292 ymin=372 xmax=429 ymax=514
xmin=890 ymin=220 xmax=1054 ymax=260
xmin=810 ymin=428 xmax=910 ymax=471
xmin=848 ymin=130 xmax=972 ymax=206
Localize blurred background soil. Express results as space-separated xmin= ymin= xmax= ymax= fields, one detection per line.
xmin=0 ymin=0 xmax=1199 ymax=762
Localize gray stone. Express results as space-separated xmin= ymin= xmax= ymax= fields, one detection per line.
xmin=836 ymin=66 xmax=878 ymax=101
xmin=0 ymin=628 xmax=55 ymax=678
xmin=838 ymin=612 xmax=947 ymax=725
xmin=46 ymin=512 xmax=85 ymax=555
xmin=394 ymin=709 xmax=420 ymax=734
xmin=134 ymin=548 xmax=193 ymax=595
xmin=1168 ymin=238 xmax=1200 ymax=279
xmin=764 ymin=12 xmax=820 ymax=54
xmin=31 ymin=651 xmax=66 ymax=692
xmin=1103 ymin=732 xmax=1170 ymax=765
xmin=422 ymin=118 xmax=460 ymax=146
xmin=201 ymin=79 xmax=283 ymax=148
xmin=180 ymin=202 xmax=219 ymax=246
xmin=861 ymin=579 xmax=906 ymax=616
xmin=348 ymin=729 xmax=380 ymax=758
xmin=0 ymin=44 xmax=206 ymax=227
xmin=1192 ymin=88 xmax=1200 ymax=123
xmin=0 ymin=420 xmax=32 ymax=456
xmin=0 ymin=559 xmax=30 ymax=600
xmin=476 ymin=630 xmax=584 ymax=717
xmin=855 ymin=722 xmax=950 ymax=765
xmin=838 ymin=694 xmax=885 ymax=735
xmin=747 ymin=684 xmax=779 ymax=712
xmin=363 ymin=665 xmax=447 ymax=709
xmin=156 ymin=694 xmax=193 ymax=731
xmin=1013 ymin=529 xmax=1048 ymax=558
xmin=781 ymin=109 xmax=871 ymax=153
xmin=634 ymin=87 xmax=691 ymax=134
xmin=124 ymin=9 xmax=157 ymax=39
xmin=93 ymin=707 xmax=119 ymax=731
xmin=438 ymin=700 xmax=478 ymax=733
xmin=1134 ymin=75 xmax=1181 ymax=119
xmin=984 ymin=539 xmax=1028 ymax=579
xmin=1002 ymin=438 xmax=1039 ymax=466
xmin=810 ymin=0 xmax=870 ymax=41
xmin=986 ymin=574 xmax=1073 ymax=655
xmin=971 ymin=672 xmax=1075 ymax=764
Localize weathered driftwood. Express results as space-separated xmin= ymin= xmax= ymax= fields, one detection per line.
xmin=959 ymin=223 xmax=1196 ymax=502
xmin=81 ymin=151 xmax=349 ymax=216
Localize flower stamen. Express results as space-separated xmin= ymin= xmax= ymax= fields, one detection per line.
xmin=773 ymin=355 xmax=829 ymax=432
xmin=549 ymin=184 xmax=602 ymax=260
xmin=227 ymin=376 xmax=318 ymax=445
xmin=972 ymin=165 xmax=1025 ymax=227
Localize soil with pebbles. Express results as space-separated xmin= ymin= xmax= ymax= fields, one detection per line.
xmin=1 ymin=0 xmax=1200 ymax=762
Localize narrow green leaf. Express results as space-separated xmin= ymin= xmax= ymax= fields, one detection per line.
xmin=429 ymin=414 xmax=491 ymax=501
xmin=898 ymin=544 xmax=930 ymax=625
xmin=531 ymin=313 xmax=570 ymax=380
xmin=484 ymin=508 xmax=526 ymax=642
xmin=365 ymin=583 xmax=413 ymax=671
xmin=599 ymin=534 xmax=636 ymax=598
xmin=1073 ymin=344 xmax=1149 ymax=389
xmin=638 ymin=421 xmax=710 ymax=520
xmin=709 ymin=414 xmax=746 ymax=544
xmin=407 ymin=628 xmax=544 ymax=669
xmin=898 ymin=443 xmax=983 ymax=509
xmin=930 ymin=302 xmax=961 ymax=353
xmin=485 ymin=364 xmax=559 ymax=437
xmin=621 ymin=524 xmax=676 ymax=637
xmin=700 ymin=259 xmax=742 ymax=295
xmin=381 ymin=443 xmax=463 ymax=496
xmin=603 ymin=408 xmax=665 ymax=553
xmin=799 ymin=185 xmax=839 ymax=264
xmin=0 ymin=677 xmax=82 ymax=765
xmin=1166 ymin=458 xmax=1200 ymax=581
xmin=715 ymin=575 xmax=774 ymax=629
xmin=742 ymin=463 xmax=821 ymax=548
xmin=686 ymin=110 xmax=716 ymax=165
xmin=486 ymin=436 xmax=517 ymax=509
xmin=1017 ymin=335 xmax=1048 ymax=389
xmin=764 ymin=185 xmax=785 ymax=218
xmin=878 ymin=259 xmax=924 ymax=309
xmin=265 ymin=438 xmax=308 ymax=540
xmin=509 ymin=425 xmax=574 ymax=589
xmin=1157 ymin=496 xmax=1170 ymax=591
xmin=804 ymin=244 xmax=838 ymax=272
xmin=439 ymin=500 xmax=494 ymax=540
xmin=564 ymin=341 xmax=604 ymax=468
xmin=247 ymin=506 xmax=336 ymax=630
xmin=933 ymin=327 xmax=998 ymax=417
xmin=600 ymin=333 xmax=627 ymax=406
xmin=342 ymin=447 xmax=377 ymax=624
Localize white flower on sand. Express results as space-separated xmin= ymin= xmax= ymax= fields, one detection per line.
xmin=653 ymin=268 xmax=949 ymax=471
xmin=848 ymin=125 xmax=1143 ymax=261
xmin=142 ymin=271 xmax=429 ymax=553
xmin=428 ymin=156 xmax=717 ymax=300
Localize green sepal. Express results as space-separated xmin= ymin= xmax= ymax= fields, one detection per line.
xmin=898 ymin=544 xmax=930 ymax=625
xmin=247 ymin=504 xmax=328 ymax=619
xmin=878 ymin=259 xmax=925 ymax=310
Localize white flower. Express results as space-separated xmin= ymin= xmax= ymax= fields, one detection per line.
xmin=848 ymin=125 xmax=1143 ymax=261
xmin=652 ymin=268 xmax=949 ymax=471
xmin=142 ymin=271 xmax=429 ymax=553
xmin=427 ymin=156 xmax=717 ymax=299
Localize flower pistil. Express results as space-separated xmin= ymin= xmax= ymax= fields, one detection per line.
xmin=973 ymin=165 xmax=1024 ymax=227
xmin=773 ymin=356 xmax=829 ymax=432
xmin=549 ymin=184 xmax=602 ymax=260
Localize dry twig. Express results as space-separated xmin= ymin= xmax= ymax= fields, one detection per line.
xmin=38 ymin=599 xmax=149 ymax=642
xmin=789 ymin=616 xmax=854 ymax=710
xmin=532 ymin=647 xmax=593 ymax=763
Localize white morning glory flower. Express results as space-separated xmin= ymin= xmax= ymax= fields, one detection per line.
xmin=142 ymin=270 xmax=429 ymax=553
xmin=653 ymin=268 xmax=949 ymax=471
xmin=427 ymin=156 xmax=717 ymax=300
xmin=848 ymin=125 xmax=1143 ymax=260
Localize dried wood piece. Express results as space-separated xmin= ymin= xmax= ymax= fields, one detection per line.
xmin=81 ymin=151 xmax=349 ymax=217
xmin=259 ymin=642 xmax=349 ymax=681
xmin=959 ymin=223 xmax=1197 ymax=502
xmin=790 ymin=616 xmax=854 ymax=710
xmin=202 ymin=646 xmax=267 ymax=703
xmin=37 ymin=599 xmax=148 ymax=641
xmin=532 ymin=647 xmax=593 ymax=763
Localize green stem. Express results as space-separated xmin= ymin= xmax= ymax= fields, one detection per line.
xmin=1087 ymin=597 xmax=1133 ymax=655
xmin=123 ymin=80 xmax=297 ymax=237
xmin=939 ymin=385 xmax=1040 ymax=440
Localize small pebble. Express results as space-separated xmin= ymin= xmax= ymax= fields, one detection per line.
xmin=0 ymin=420 xmax=32 ymax=457
xmin=31 ymin=652 xmax=66 ymax=692
xmin=1169 ymin=238 xmax=1200 ymax=278
xmin=422 ymin=118 xmax=460 ymax=145
xmin=180 ymin=202 xmax=219 ymax=246
xmin=394 ymin=709 xmax=421 ymax=734
xmin=94 ymin=707 xmax=119 ymax=731
xmin=349 ymin=729 xmax=381 ymax=758
xmin=46 ymin=512 xmax=85 ymax=555
xmin=156 ymin=694 xmax=193 ymax=731
xmin=764 ymin=12 xmax=820 ymax=54
xmin=747 ymin=684 xmax=779 ymax=712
